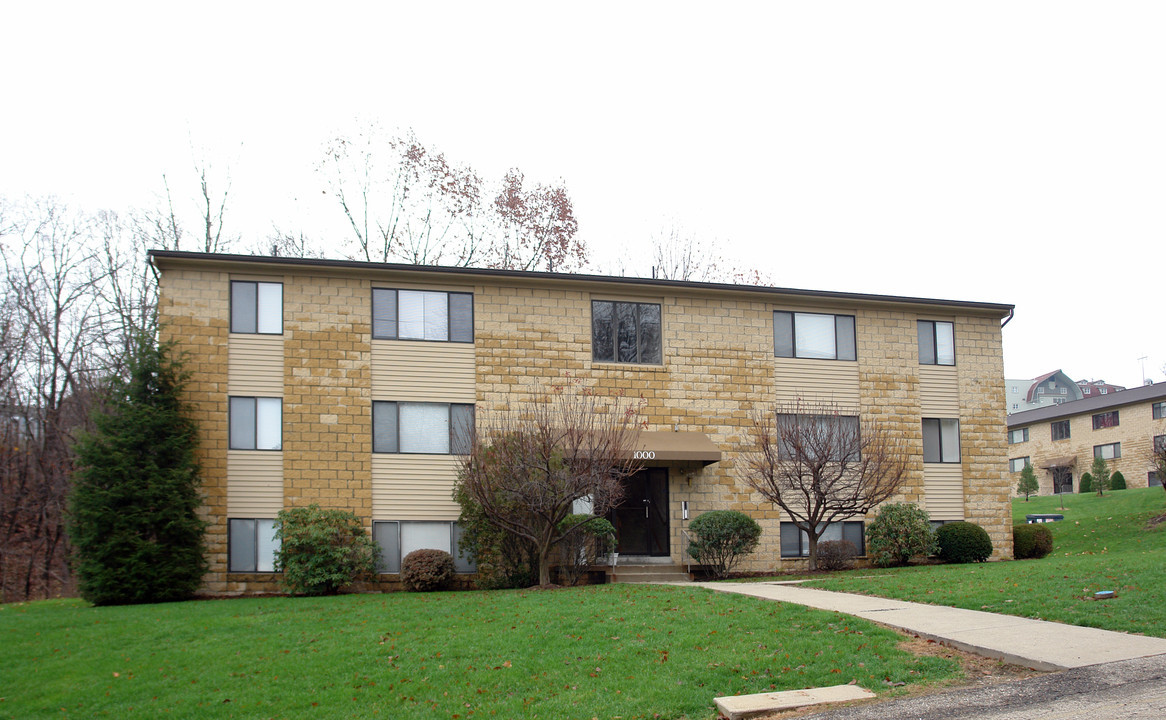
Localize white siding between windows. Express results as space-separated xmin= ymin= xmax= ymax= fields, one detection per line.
xmin=919 ymin=365 xmax=960 ymax=415
xmin=772 ymin=357 xmax=860 ymax=406
xmin=371 ymin=455 xmax=462 ymax=520
xmin=226 ymin=450 xmax=284 ymax=516
xmin=371 ymin=340 xmax=475 ymax=402
xmin=923 ymin=464 xmax=965 ymax=520
xmin=228 ymin=335 xmax=284 ymax=395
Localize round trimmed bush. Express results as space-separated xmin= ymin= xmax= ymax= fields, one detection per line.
xmin=935 ymin=521 xmax=993 ymax=563
xmin=687 ymin=510 xmax=761 ymax=579
xmin=1079 ymin=473 xmax=1093 ymax=493
xmin=401 ymin=549 xmax=456 ymax=592
xmin=816 ymin=540 xmax=858 ymax=571
xmin=866 ymin=503 xmax=935 ymax=567
xmin=1111 ymin=471 xmax=1127 ymax=490
xmin=1012 ymin=523 xmax=1053 ymax=560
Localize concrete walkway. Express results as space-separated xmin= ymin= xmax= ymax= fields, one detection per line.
xmin=688 ymin=582 xmax=1166 ymax=672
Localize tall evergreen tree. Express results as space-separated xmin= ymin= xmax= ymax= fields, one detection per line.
xmin=69 ymin=335 xmax=206 ymax=605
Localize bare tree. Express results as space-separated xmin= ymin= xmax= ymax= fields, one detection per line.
xmin=322 ymin=126 xmax=586 ymax=271
xmin=0 ymin=197 xmax=116 ymax=600
xmin=193 ymin=159 xmax=236 ymax=253
xmin=254 ymin=226 xmax=325 ymax=259
xmin=743 ymin=400 xmax=909 ymax=570
xmin=489 ymin=170 xmax=583 ymax=272
xmin=455 ymin=383 xmax=642 ymax=586
xmin=1151 ymin=435 xmax=1166 ymax=495
xmin=322 ymin=126 xmax=485 ymax=265
xmin=649 ymin=225 xmax=717 ymax=281
xmin=642 ymin=223 xmax=773 ymax=285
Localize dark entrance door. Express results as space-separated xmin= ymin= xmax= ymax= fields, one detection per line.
xmin=610 ymin=468 xmax=669 ymax=556
xmin=1053 ymin=467 xmax=1073 ymax=494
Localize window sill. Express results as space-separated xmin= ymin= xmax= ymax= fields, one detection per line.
xmin=590 ymin=361 xmax=667 ymax=371
xmin=372 ymin=337 xmax=474 ymax=344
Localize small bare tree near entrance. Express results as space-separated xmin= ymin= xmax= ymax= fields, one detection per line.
xmin=743 ymin=401 xmax=909 ymax=571
xmin=455 ymin=385 xmax=643 ymax=587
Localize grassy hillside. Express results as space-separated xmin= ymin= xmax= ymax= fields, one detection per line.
xmin=0 ymin=583 xmax=959 ymax=720
xmin=807 ymin=486 xmax=1166 ymax=636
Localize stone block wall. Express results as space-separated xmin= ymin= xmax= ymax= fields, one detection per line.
xmin=1008 ymin=396 xmax=1166 ymax=494
xmin=156 ymin=255 xmax=1014 ymax=590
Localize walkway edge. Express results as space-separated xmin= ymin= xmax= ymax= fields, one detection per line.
xmin=686 ymin=582 xmax=1166 ymax=671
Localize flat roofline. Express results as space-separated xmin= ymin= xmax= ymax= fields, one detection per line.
xmin=148 ymin=250 xmax=1015 ymax=316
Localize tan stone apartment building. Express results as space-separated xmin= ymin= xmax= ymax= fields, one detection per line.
xmin=150 ymin=251 xmax=1015 ymax=593
xmin=1006 ymin=384 xmax=1166 ymax=495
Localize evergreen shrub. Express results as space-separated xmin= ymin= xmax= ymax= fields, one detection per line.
xmin=69 ymin=336 xmax=206 ymax=606
xmin=401 ymin=549 xmax=456 ymax=592
xmin=1110 ymin=471 xmax=1127 ymax=490
xmin=687 ymin=510 xmax=761 ymax=579
xmin=1012 ymin=523 xmax=1053 ymax=560
xmin=1079 ymin=473 xmax=1093 ymax=493
xmin=935 ymin=521 xmax=993 ymax=563
xmin=866 ymin=503 xmax=935 ymax=567
xmin=275 ymin=505 xmax=379 ymax=596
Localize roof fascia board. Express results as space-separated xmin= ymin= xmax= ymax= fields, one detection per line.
xmin=149 ymin=250 xmax=1014 ymax=317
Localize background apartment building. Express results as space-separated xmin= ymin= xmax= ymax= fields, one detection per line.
xmin=1007 ymin=384 xmax=1166 ymax=495
xmin=151 ymin=251 xmax=1014 ymax=593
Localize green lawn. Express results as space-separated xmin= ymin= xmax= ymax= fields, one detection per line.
xmin=804 ymin=486 xmax=1166 ymax=637
xmin=0 ymin=584 xmax=960 ymax=720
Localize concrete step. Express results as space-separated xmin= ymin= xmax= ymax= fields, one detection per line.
xmin=608 ymin=564 xmax=692 ymax=584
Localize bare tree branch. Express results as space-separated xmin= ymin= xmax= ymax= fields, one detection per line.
xmin=743 ymin=399 xmax=909 ymax=570
xmin=456 ymin=382 xmax=643 ymax=586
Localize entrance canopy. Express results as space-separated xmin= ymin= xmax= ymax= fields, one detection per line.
xmin=1040 ymin=456 xmax=1077 ymax=470
xmin=631 ymin=431 xmax=721 ymax=464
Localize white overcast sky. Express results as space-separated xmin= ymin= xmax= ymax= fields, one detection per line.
xmin=2 ymin=2 xmax=1162 ymax=387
